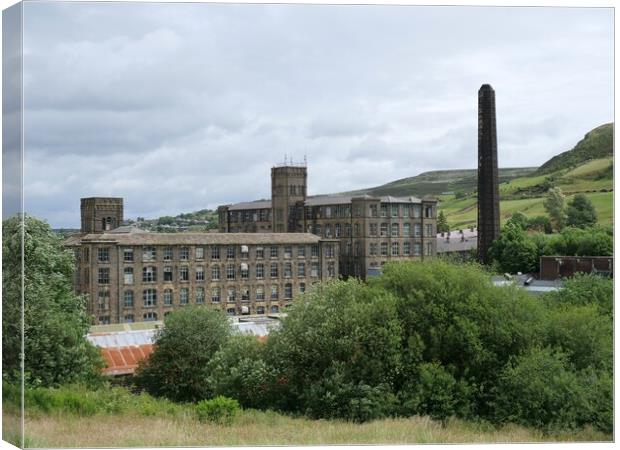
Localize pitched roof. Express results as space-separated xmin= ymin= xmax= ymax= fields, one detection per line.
xmin=74 ymin=231 xmax=323 ymax=245
xmin=225 ymin=194 xmax=431 ymax=210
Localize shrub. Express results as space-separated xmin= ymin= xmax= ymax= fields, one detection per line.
xmin=195 ymin=396 xmax=240 ymax=424
xmin=134 ymin=306 xmax=232 ymax=402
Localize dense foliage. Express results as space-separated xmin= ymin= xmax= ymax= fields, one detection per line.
xmin=134 ymin=306 xmax=232 ymax=402
xmin=130 ymin=260 xmax=611 ymax=435
xmin=543 ymin=187 xmax=567 ymax=231
xmin=2 ymin=216 xmax=103 ymax=387
xmin=566 ymin=194 xmax=598 ymax=228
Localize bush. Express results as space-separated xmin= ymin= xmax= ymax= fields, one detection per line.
xmin=195 ymin=396 xmax=240 ymax=424
xmin=543 ymin=273 xmax=613 ymax=316
xmin=134 ymin=306 xmax=232 ymax=402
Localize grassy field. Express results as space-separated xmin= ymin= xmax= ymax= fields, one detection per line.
xmin=3 ymin=408 xmax=610 ymax=448
xmin=440 ymin=191 xmax=613 ymax=230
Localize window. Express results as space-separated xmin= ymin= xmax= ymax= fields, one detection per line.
xmin=123 ymin=248 xmax=134 ymax=262
xmin=212 ymin=265 xmax=220 ymax=281
xmin=284 ymin=283 xmax=293 ymax=299
xmin=326 ymin=245 xmax=334 ymax=258
xmin=180 ymin=288 xmax=189 ymax=305
xmin=414 ymin=224 xmax=422 ymax=237
xmin=179 ymin=266 xmax=189 ymax=282
xmin=403 ymin=205 xmax=411 ymax=218
xmin=180 ymin=247 xmax=190 ymax=260
xmin=196 ymin=287 xmax=205 ymax=304
xmin=270 ymin=285 xmax=278 ymax=300
xmin=163 ymin=247 xmax=173 ymax=261
xmin=143 ymin=289 xmax=157 ymax=307
xmin=123 ymin=314 xmax=134 ymax=323
xmin=227 ymin=246 xmax=236 ymax=259
xmin=98 ymin=247 xmax=110 ymax=262
xmin=403 ymin=223 xmax=411 ymax=237
xmin=196 ymin=266 xmax=205 ymax=281
xmin=284 ymin=262 xmax=292 ymax=278
xmin=426 ymin=242 xmax=433 ymax=256
xmin=211 ymin=287 xmax=220 ymax=303
xmin=227 ymin=287 xmax=236 ymax=302
xmin=270 ymin=262 xmax=278 ymax=278
xmin=256 ymin=306 xmax=265 ymax=315
xmin=344 ymin=224 xmax=351 ymax=237
xmin=311 ymin=262 xmax=319 ymax=277
xmin=123 ymin=290 xmax=134 ymax=308
xmin=380 ymin=223 xmax=388 ymax=237
xmin=403 ymin=242 xmax=411 ymax=255
xmin=413 ymin=243 xmax=422 ymax=256
xmin=370 ymin=223 xmax=378 ymax=236
xmin=164 ymin=266 xmax=173 ymax=282
xmin=143 ymin=312 xmax=158 ymax=322
xmin=380 ymin=242 xmax=388 ymax=256
xmin=298 ymin=262 xmax=306 ymax=277
xmin=98 ymin=268 xmax=110 ymax=284
xmin=314 ymin=224 xmax=321 ymax=236
xmin=335 ymin=223 xmax=341 ymax=237
xmin=142 ymin=266 xmax=157 ymax=283
xmin=413 ymin=205 xmax=421 ymax=218
xmin=241 ymin=287 xmax=250 ymax=301
xmin=369 ymin=243 xmax=378 ymax=256
xmin=227 ymin=264 xmax=236 ymax=280
xmin=426 ymin=224 xmax=434 ymax=236
xmin=256 ymin=247 xmax=264 ymax=259
xmin=328 ymin=261 xmax=336 ymax=277
xmin=300 ymin=282 xmax=306 ymax=293
xmin=226 ymin=308 xmax=236 ymax=316
xmin=297 ymin=245 xmax=306 ymax=258
xmin=256 ymin=263 xmax=264 ymax=279
xmin=380 ymin=205 xmax=388 ymax=217
xmin=370 ymin=204 xmax=378 ymax=217
xmin=311 ymin=245 xmax=319 ymax=258
xmin=392 ymin=242 xmax=399 ymax=256
xmin=256 ymin=286 xmax=265 ymax=300
xmin=270 ymin=245 xmax=278 ymax=258
xmin=98 ymin=316 xmax=111 ymax=325
xmin=97 ymin=290 xmax=110 ymax=310
xmin=196 ymin=247 xmax=204 ymax=260
xmin=142 ymin=246 xmax=156 ymax=261
xmin=240 ymin=245 xmax=249 ymax=258
xmin=164 ymin=289 xmax=173 ymax=305
xmin=391 ymin=205 xmax=399 ymax=217
xmin=325 ymin=225 xmax=332 ymax=238
xmin=425 ymin=206 xmax=434 ymax=218
xmin=123 ymin=267 xmax=133 ymax=284
xmin=270 ymin=305 xmax=279 ymax=313
xmin=211 ymin=246 xmax=220 ymax=260
xmin=391 ymin=223 xmax=399 ymax=237
xmin=345 ymin=242 xmax=352 ymax=256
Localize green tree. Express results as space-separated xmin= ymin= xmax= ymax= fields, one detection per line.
xmin=566 ymin=194 xmax=598 ymax=228
xmin=134 ymin=306 xmax=232 ymax=402
xmin=527 ymin=215 xmax=553 ymax=234
xmin=488 ymin=222 xmax=539 ymax=274
xmin=2 ymin=216 xmax=103 ymax=387
xmin=264 ymin=279 xmax=403 ymax=419
xmin=437 ymin=210 xmax=450 ymax=233
xmin=543 ymin=187 xmax=567 ymax=231
xmin=506 ymin=212 xmax=528 ymax=230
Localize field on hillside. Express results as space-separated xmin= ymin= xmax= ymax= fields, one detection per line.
xmin=441 ymin=191 xmax=613 ymax=230
xmin=3 ymin=408 xmax=610 ymax=448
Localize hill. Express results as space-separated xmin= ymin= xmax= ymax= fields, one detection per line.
xmin=341 ymin=167 xmax=537 ymax=198
xmin=536 ymin=123 xmax=613 ymax=175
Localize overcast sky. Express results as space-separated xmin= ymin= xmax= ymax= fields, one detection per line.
xmin=20 ymin=2 xmax=613 ymax=228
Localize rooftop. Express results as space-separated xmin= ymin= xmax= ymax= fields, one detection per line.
xmin=226 ymin=194 xmax=432 ymax=211
xmin=436 ymin=228 xmax=477 ymax=253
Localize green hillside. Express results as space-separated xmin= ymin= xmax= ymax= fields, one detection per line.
xmin=342 ymin=167 xmax=537 ymax=198
xmin=536 ymin=123 xmax=613 ymax=175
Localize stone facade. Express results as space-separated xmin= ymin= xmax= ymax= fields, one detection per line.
xmin=81 ymin=197 xmax=123 ymax=233
xmin=218 ymin=165 xmax=438 ymax=278
xmin=477 ymin=84 xmax=500 ymax=264
xmin=67 ymin=199 xmax=339 ymax=325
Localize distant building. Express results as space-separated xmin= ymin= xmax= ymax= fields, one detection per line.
xmin=539 ymin=256 xmax=613 ymax=280
xmin=436 ymin=227 xmax=477 ymax=259
xmin=66 ymin=198 xmax=339 ymax=325
xmin=491 ymin=273 xmax=563 ymax=296
xmin=218 ymin=163 xmax=439 ymax=278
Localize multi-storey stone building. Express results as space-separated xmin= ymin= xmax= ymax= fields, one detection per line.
xmin=66 ymin=198 xmax=339 ymax=325
xmin=218 ymin=164 xmax=438 ymax=278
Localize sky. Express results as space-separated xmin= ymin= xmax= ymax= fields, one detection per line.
xmin=16 ymin=2 xmax=614 ymax=228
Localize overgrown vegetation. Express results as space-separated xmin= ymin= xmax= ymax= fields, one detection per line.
xmin=126 ymin=261 xmax=612 ymax=436
xmin=2 ymin=216 xmax=104 ymax=388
